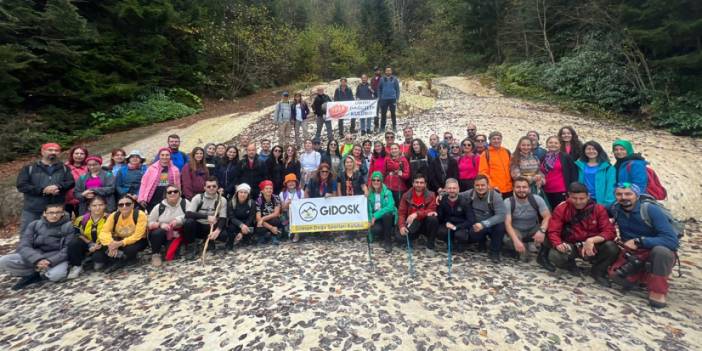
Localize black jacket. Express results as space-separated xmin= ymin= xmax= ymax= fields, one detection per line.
xmin=238 ymin=155 xmax=266 ymax=197
xmin=312 ymin=94 xmax=331 ymax=117
xmin=334 ymin=87 xmax=354 ymax=101
xmin=408 ymin=155 xmax=430 ymax=184
xmin=16 ymin=161 xmax=75 ymax=213
xmin=437 ymin=196 xmax=475 ymax=230
xmin=227 ymin=198 xmax=256 ymax=230
xmin=215 ymin=160 xmax=240 ymax=197
xmin=428 ymin=156 xmax=459 ymax=192
xmin=266 ymin=157 xmax=284 ymax=193
xmin=356 ymin=83 xmax=375 ymax=100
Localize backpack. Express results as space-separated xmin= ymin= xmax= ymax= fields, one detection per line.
xmin=468 ymin=189 xmax=495 ymax=213
xmin=510 ymin=194 xmax=542 ymax=222
xmin=626 ymin=162 xmax=667 ymax=200
xmin=281 ymin=189 xmax=303 ymax=202
xmin=107 ymin=209 xmax=140 ymax=236
xmin=638 ymin=195 xmax=685 ymax=238
xmin=158 ymin=198 xmax=187 ymax=217
xmin=195 ymin=193 xmax=221 ymax=214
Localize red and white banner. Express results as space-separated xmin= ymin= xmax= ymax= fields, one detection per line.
xmin=325 ymin=100 xmax=378 ymax=121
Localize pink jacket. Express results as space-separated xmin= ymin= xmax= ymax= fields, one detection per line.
xmin=383 ymin=156 xmax=410 ymax=193
xmin=138 ymin=161 xmax=181 ymax=203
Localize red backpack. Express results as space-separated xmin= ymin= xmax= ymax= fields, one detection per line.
xmin=627 ymin=162 xmax=667 ymax=200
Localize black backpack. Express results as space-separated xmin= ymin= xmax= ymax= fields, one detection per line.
xmin=509 ymin=194 xmax=543 ymax=222
xmin=107 ymin=209 xmax=140 ymax=236
xmin=158 ymin=198 xmax=187 ymax=217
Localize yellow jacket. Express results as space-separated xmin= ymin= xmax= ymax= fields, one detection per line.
xmin=73 ymin=214 xmax=108 ymax=242
xmin=98 ymin=210 xmax=147 ymax=246
xmin=478 ymin=146 xmax=513 ymax=193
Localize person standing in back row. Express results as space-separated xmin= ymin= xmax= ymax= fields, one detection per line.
xmin=371 ymin=66 xmax=382 ymax=133
xmin=356 ymin=74 xmax=376 ymax=136
xmin=478 ymin=132 xmax=513 ymax=198
xmin=312 ymin=87 xmax=333 ymax=141
xmin=334 ymin=78 xmax=355 ymax=137
xmin=273 ymin=92 xmax=292 ymax=147
xmin=378 ymin=67 xmax=400 ymax=132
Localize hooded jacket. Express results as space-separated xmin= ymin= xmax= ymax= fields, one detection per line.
xmin=367 ymin=172 xmax=398 ymax=223
xmin=16 ymin=161 xmax=75 ymax=213
xmin=18 ymin=214 xmax=74 ymax=266
xmin=74 ymin=170 xmax=116 ymax=214
xmin=383 ymin=155 xmax=410 ymax=193
xmin=575 ymin=160 xmax=616 ymax=207
xmin=115 ymin=164 xmax=147 ymax=198
xmin=478 ymin=146 xmax=513 ymax=193
xmin=547 ymin=200 xmax=616 ymax=246
xmin=612 ymin=200 xmax=679 ymax=251
xmin=138 ymin=161 xmax=181 ymax=204
xmin=612 ymin=139 xmax=648 ymax=192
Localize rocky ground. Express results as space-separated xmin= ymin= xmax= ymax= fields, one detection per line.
xmin=0 ymin=77 xmax=700 ymax=350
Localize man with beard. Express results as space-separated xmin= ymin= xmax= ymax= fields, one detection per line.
xmin=16 ymin=143 xmax=74 ymax=233
xmin=504 ymin=177 xmax=552 ymax=266
xmin=466 ymin=123 xmax=478 ymax=143
xmin=610 ymin=183 xmax=679 ymax=308
xmin=458 ymin=175 xmax=506 ymax=263
xmin=547 ymin=182 xmax=618 ymax=286
xmin=437 ymin=178 xmax=476 ymax=252
xmin=155 ymin=134 xmax=189 ymax=171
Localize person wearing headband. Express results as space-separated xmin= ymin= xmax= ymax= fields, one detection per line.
xmin=254 ymin=180 xmax=282 ymax=245
xmin=73 ymin=155 xmax=116 ymax=215
xmin=610 ymin=182 xmax=679 ymax=308
xmin=16 ymin=142 xmax=74 ymax=233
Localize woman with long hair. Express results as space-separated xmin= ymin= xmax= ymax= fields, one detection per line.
xmin=321 ymin=139 xmax=342 ymax=179
xmin=338 ymin=155 xmax=368 ymax=197
xmin=428 ymin=141 xmax=458 ymax=193
xmin=215 ymin=146 xmax=240 ymax=198
xmin=181 ymin=147 xmax=209 ymax=200
xmin=266 ymin=145 xmax=285 ymax=194
xmin=96 ymin=194 xmax=148 ymax=273
xmin=105 ymin=148 xmax=127 ymax=174
xmin=74 ymin=156 xmax=116 ymax=214
xmin=282 ymin=144 xmax=301 ymax=181
xmin=291 ymin=92 xmax=310 ymax=146
xmin=510 ymin=136 xmax=544 ymax=193
xmin=65 ymin=146 xmax=89 ymax=216
xmin=299 ymin=139 xmax=321 ymax=187
xmin=540 ymin=136 xmax=578 ymax=207
xmin=407 ymin=138 xmax=430 ymax=186
xmin=204 ymin=143 xmax=218 ymax=174
xmin=558 ymin=126 xmax=583 ymax=161
xmin=457 ymin=138 xmax=480 ymax=191
xmin=369 ymin=141 xmax=387 ymax=180
xmin=147 ymin=184 xmax=187 ymax=266
xmin=383 ymin=143 xmax=410 ymax=207
xmin=576 ymin=141 xmax=616 ymax=207
xmin=350 ymin=144 xmax=368 ymax=181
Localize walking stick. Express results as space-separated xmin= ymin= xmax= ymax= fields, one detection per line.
xmin=367 ymin=227 xmax=374 ymax=271
xmin=405 ymin=228 xmax=415 ymax=278
xmin=447 ymin=228 xmax=453 ymax=280
xmin=201 ymin=195 xmax=224 ymax=265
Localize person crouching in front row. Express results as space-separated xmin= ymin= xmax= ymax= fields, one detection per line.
xmin=226 ymin=183 xmax=257 ymax=249
xmin=255 ymin=180 xmax=283 ymax=245
xmin=0 ymin=203 xmax=74 ymax=289
xmin=95 ymin=194 xmax=148 ymax=273
xmin=398 ymin=173 xmax=439 ymax=257
xmin=147 ymin=184 xmax=188 ymax=266
xmin=546 ymin=182 xmax=619 ymax=287
xmin=184 ymin=177 xmax=227 ymax=259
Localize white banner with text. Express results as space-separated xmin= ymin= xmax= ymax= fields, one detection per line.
xmin=290 ymin=195 xmax=369 ymax=233
xmin=325 ymin=100 xmax=377 ymax=121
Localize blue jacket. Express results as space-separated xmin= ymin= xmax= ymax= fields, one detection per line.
xmin=355 ymin=83 xmax=375 ymax=100
xmin=154 ymin=150 xmax=189 ymax=171
xmin=378 ymin=76 xmax=400 ymax=100
xmin=115 ymin=165 xmax=147 ymax=197
xmin=616 ymin=159 xmax=648 ymax=192
xmin=575 ymin=160 xmax=616 ymax=207
xmin=613 ymin=201 xmax=679 ymax=251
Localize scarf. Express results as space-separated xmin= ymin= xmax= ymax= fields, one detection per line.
xmin=543 ymin=151 xmax=559 ymax=173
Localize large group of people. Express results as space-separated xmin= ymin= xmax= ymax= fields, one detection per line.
xmin=0 ymin=70 xmax=681 ymax=309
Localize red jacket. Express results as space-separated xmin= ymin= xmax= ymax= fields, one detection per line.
xmin=547 ymin=201 xmax=616 ymax=246
xmin=398 ymin=189 xmax=437 ymax=226
xmin=383 ymin=156 xmax=410 ymax=193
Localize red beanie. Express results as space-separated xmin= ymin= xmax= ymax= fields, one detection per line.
xmin=259 ymin=180 xmax=273 ymax=191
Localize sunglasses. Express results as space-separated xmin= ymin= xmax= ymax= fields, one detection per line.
xmin=45 ymin=211 xmax=64 ymax=216
xmin=451 ymin=146 xmax=460 ymax=149
xmin=463 ymin=143 xmax=473 ymax=147
xmin=117 ymin=202 xmax=133 ymax=208
xmin=167 ymin=190 xmax=180 ymax=195
xmin=320 ymin=170 xmax=329 ymax=173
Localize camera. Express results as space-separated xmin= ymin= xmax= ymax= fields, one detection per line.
xmin=615 ymin=252 xmax=645 ymax=278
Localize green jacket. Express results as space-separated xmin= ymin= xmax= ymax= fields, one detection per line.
xmin=367 ymin=172 xmax=398 ymax=223
xmin=575 ymin=160 xmax=616 ymax=207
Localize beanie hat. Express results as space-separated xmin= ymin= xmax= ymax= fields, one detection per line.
xmin=259 ymin=180 xmax=274 ymax=191
xmin=612 ymin=139 xmax=634 ymax=156
xmin=236 ymin=183 xmax=251 ymax=193
xmin=85 ymin=156 xmax=103 ymax=165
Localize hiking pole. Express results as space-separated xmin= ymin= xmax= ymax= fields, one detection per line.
xmin=366 ymin=227 xmax=374 ymax=271
xmin=404 ymin=228 xmax=415 ymax=278
xmin=202 ymin=195 xmax=224 ymax=265
xmin=447 ymin=228 xmax=453 ymax=280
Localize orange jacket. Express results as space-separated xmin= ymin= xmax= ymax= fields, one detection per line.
xmin=478 ymin=146 xmax=512 ymax=193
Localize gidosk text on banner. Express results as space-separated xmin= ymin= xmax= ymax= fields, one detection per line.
xmin=325 ymin=100 xmax=378 ymax=121
xmin=290 ymin=195 xmax=369 ymax=233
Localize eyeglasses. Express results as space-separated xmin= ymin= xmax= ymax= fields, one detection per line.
xmin=451 ymin=146 xmax=460 ymax=149
xmin=167 ymin=190 xmax=180 ymax=195
xmin=320 ymin=170 xmax=329 ymax=173
xmin=463 ymin=144 xmax=473 ymax=148
xmin=371 ymin=179 xmax=382 ymax=182
xmin=205 ymin=185 xmax=218 ymax=189
xmin=386 ymin=136 xmax=395 ymax=139
xmin=45 ymin=211 xmax=63 ymax=216
xmin=117 ymin=202 xmax=133 ymax=208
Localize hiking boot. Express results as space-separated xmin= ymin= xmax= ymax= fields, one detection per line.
xmin=185 ymin=243 xmax=200 ymax=261
xmin=94 ymin=262 xmax=105 ymax=271
xmin=592 ymin=275 xmax=611 ymax=288
xmin=489 ymin=251 xmax=501 ymax=263
xmin=104 ymin=260 xmax=129 ymax=274
xmin=12 ymin=272 xmax=42 ymax=290
xmin=67 ymin=266 xmax=83 ymax=280
xmin=151 ymin=254 xmax=163 ymax=267
xmin=536 ymin=246 xmax=556 ymax=272
xmin=477 ymin=241 xmax=488 ymax=253
xmin=384 ymin=241 xmax=392 ymax=253
xmin=225 ymin=238 xmax=235 ymax=251
xmin=566 ymin=260 xmax=582 ymax=277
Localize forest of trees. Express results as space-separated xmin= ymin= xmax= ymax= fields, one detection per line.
xmin=0 ymin=0 xmax=700 ymax=161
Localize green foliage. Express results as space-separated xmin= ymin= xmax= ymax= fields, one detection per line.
xmin=166 ymin=88 xmax=203 ymax=110
xmin=93 ymin=91 xmax=198 ymax=132
xmin=291 ymin=25 xmax=367 ymax=80
xmin=652 ymin=92 xmax=702 ymax=136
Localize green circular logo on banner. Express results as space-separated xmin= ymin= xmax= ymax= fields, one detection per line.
xmin=299 ymin=202 xmax=318 ymax=222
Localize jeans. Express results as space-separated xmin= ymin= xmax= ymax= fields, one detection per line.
xmin=0 ymin=253 xmax=68 ymax=281
xmin=370 ymin=213 xmax=394 ymax=246
xmin=468 ymin=223 xmax=506 ymax=254
xmin=360 ymin=117 xmax=373 ymax=133
xmin=379 ymin=99 xmax=397 ymax=131
xmin=315 ymin=115 xmax=333 ymax=141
